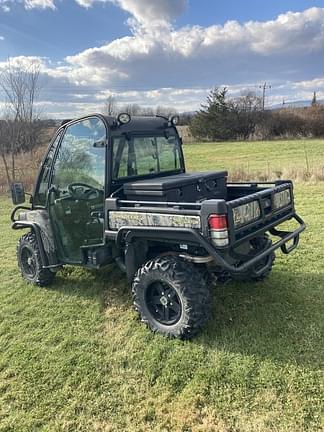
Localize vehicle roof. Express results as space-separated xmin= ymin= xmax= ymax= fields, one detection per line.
xmin=61 ymin=114 xmax=175 ymax=134
xmin=105 ymin=115 xmax=169 ymax=130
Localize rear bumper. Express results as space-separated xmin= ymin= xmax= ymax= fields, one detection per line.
xmin=190 ymin=213 xmax=305 ymax=275
xmin=225 ymin=214 xmax=305 ymax=275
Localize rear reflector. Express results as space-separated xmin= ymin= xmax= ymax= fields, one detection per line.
xmin=210 ymin=237 xmax=229 ymax=247
xmin=210 ymin=230 xmax=228 ymax=239
xmin=208 ymin=214 xmax=228 ymax=230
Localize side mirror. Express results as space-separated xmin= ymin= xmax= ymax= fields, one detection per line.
xmin=11 ymin=182 xmax=26 ymax=205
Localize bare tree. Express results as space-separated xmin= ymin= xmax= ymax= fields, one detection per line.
xmin=122 ymin=103 xmax=142 ymax=116
xmin=105 ymin=101 xmax=179 ymax=118
xmin=235 ymin=90 xmax=262 ymax=112
xmin=0 ymin=59 xmax=41 ymax=186
xmin=0 ymin=119 xmax=11 ymax=186
xmin=155 ymin=106 xmax=178 ymax=118
xmin=233 ymin=91 xmax=263 ymax=139
xmin=140 ymin=107 xmax=155 ymax=116
xmin=104 ymin=95 xmax=118 ymax=116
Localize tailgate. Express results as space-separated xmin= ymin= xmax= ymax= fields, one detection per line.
xmin=226 ymin=181 xmax=296 ymax=245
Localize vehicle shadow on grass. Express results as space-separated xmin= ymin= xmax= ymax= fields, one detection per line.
xmin=46 ymin=263 xmax=131 ymax=310
xmin=200 ymin=269 xmax=323 ymax=368
xmin=46 ymin=264 xmax=322 ymax=368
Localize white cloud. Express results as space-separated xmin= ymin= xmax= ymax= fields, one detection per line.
xmin=0 ymin=55 xmax=46 ymax=69
xmin=112 ymin=0 xmax=187 ymax=25
xmin=64 ymin=7 xmax=324 ymax=91
xmin=24 ymin=0 xmax=55 ymax=9
xmin=0 ymin=4 xmax=10 ymax=12
xmin=292 ymin=77 xmax=324 ymax=91
xmin=0 ymin=35 xmax=4 ymax=40
xmin=0 ymin=0 xmax=187 ymax=18
xmin=0 ymin=0 xmax=55 ymax=11
xmin=75 ymin=0 xmax=187 ymax=25
xmin=2 ymin=53 xmax=323 ymax=117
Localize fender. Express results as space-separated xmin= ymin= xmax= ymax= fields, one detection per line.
xmin=11 ymin=208 xmax=60 ymax=269
xmin=124 ymin=232 xmax=148 ymax=282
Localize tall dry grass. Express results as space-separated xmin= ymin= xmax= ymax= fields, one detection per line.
xmin=0 ymin=147 xmax=45 ymax=193
xmin=0 ymin=126 xmax=56 ymax=193
xmin=228 ymin=165 xmax=324 ymax=183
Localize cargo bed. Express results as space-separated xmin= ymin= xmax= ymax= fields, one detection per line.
xmin=106 ymin=179 xmax=305 ymax=250
xmin=105 ymin=178 xmax=305 ymax=277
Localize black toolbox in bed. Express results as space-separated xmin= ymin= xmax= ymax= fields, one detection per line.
xmin=123 ymin=171 xmax=228 ymax=202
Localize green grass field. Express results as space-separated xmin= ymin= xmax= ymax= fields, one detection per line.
xmin=0 ymin=140 xmax=323 ymax=431
xmin=184 ymin=139 xmax=324 ymax=176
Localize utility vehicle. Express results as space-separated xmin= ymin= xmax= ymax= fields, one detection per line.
xmin=10 ymin=113 xmax=305 ymax=339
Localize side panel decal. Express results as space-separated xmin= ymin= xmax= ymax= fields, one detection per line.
xmin=109 ymin=211 xmax=201 ymax=230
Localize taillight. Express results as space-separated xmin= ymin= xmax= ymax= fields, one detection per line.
xmin=208 ymin=215 xmax=227 ymax=230
xmin=208 ymin=214 xmax=229 ymax=247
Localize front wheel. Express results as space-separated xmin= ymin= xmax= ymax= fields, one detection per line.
xmin=17 ymin=232 xmax=55 ymax=287
xmin=132 ymin=255 xmax=211 ymax=339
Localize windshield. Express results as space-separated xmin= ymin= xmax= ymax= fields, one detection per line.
xmin=112 ymin=134 xmax=182 ymax=179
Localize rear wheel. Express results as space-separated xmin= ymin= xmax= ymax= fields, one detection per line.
xmin=17 ymin=232 xmax=55 ymax=286
xmin=132 ymin=255 xmax=211 ymax=339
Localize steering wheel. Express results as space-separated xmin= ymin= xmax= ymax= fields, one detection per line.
xmin=67 ymin=182 xmax=101 ymax=200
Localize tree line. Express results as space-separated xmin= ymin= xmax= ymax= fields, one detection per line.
xmin=103 ymin=95 xmax=178 ymax=119
xmin=189 ymin=87 xmax=324 ymax=141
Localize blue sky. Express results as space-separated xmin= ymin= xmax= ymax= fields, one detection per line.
xmin=1 ymin=0 xmax=323 ymax=60
xmin=0 ymin=1 xmax=128 ymax=60
xmin=0 ymin=0 xmax=324 ymax=117
xmin=177 ymin=0 xmax=324 ymax=26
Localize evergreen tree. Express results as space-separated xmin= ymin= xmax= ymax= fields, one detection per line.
xmin=311 ymin=91 xmax=317 ymax=107
xmin=189 ymin=87 xmax=239 ymax=140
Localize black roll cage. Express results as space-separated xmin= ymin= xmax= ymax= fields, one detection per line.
xmin=31 ymin=113 xmax=185 ymax=207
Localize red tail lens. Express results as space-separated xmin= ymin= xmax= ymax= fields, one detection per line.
xmin=208 ymin=214 xmax=228 ymax=230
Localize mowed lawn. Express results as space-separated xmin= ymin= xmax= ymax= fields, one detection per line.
xmin=0 ymin=140 xmax=323 ymax=431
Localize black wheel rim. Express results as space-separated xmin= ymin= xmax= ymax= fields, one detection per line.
xmin=20 ymin=247 xmax=37 ymax=278
xmin=145 ymin=281 xmax=182 ymax=325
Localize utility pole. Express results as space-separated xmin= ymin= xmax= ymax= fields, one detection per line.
xmin=259 ymin=82 xmax=271 ymax=110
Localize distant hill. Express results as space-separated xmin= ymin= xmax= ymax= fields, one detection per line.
xmin=270 ymin=100 xmax=324 ymax=109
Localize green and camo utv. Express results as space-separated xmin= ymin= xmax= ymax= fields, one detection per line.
xmin=10 ymin=113 xmax=305 ymax=339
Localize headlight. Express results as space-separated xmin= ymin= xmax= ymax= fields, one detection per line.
xmin=117 ymin=112 xmax=131 ymax=124
xmin=170 ymin=115 xmax=179 ymax=125
xmin=233 ymin=200 xmax=261 ymax=227
xmin=273 ymin=189 xmax=291 ymax=210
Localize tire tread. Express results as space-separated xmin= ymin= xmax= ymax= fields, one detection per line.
xmin=17 ymin=232 xmax=55 ymax=287
xmin=132 ymin=255 xmax=211 ymax=339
